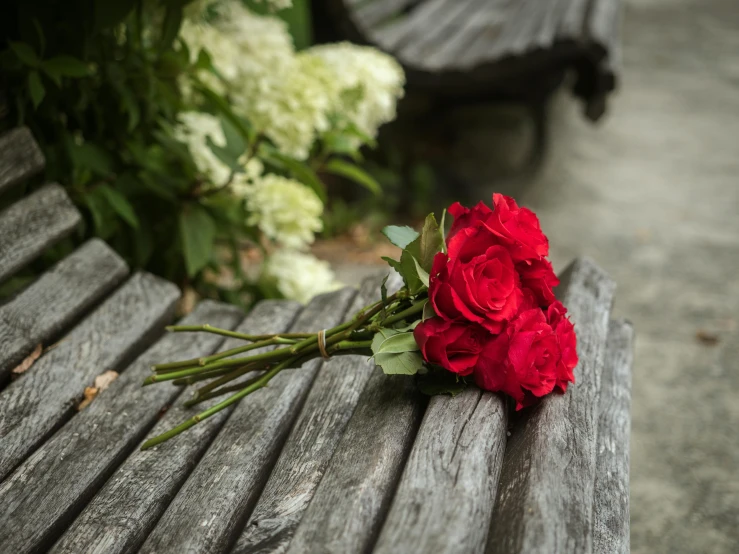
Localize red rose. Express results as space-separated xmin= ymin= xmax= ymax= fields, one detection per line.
xmin=429 ymin=244 xmax=523 ymax=333
xmin=546 ymin=300 xmax=578 ymax=392
xmin=447 ymin=201 xmax=492 ymax=242
xmin=473 ymin=308 xmax=561 ymax=409
xmin=413 ymin=317 xmax=487 ymax=376
xmin=518 ymin=257 xmax=559 ymax=307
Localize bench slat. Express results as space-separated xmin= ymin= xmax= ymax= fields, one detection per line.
xmin=354 ymin=0 xmax=420 ymax=29
xmin=138 ymin=288 xmax=357 ymax=554
xmin=373 ymin=388 xmax=508 ymax=554
xmin=286 ymin=368 xmax=425 ymax=553
xmin=0 ymin=183 xmax=81 ymax=283
xmin=50 ymin=300 xmax=299 ymax=554
xmin=233 ymin=274 xmax=402 ymax=554
xmin=0 ymin=301 xmax=242 ymax=554
xmin=0 ymin=239 xmax=128 ymax=382
xmin=486 ymin=257 xmax=616 ymax=554
xmin=0 ymin=127 xmax=45 ymax=193
xmin=0 ymin=272 xmax=179 ymax=481
xmin=593 ymin=319 xmax=633 ymax=554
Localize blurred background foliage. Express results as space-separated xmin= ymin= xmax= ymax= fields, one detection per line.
xmin=0 ymin=0 xmax=422 ymax=308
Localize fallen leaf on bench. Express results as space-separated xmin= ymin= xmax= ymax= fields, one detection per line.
xmin=695 ymin=330 xmax=720 ymax=346
xmin=11 ymin=344 xmax=43 ymax=378
xmin=77 ymin=370 xmax=120 ymax=411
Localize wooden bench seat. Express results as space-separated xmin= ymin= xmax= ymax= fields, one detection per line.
xmin=0 ymin=127 xmax=633 ymax=553
xmin=320 ymin=0 xmax=621 ymax=119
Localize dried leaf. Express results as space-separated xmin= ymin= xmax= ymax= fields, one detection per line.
xmin=695 ymin=330 xmax=720 ymax=346
xmin=94 ymin=370 xmax=119 ymax=391
xmin=11 ymin=344 xmax=43 ymax=377
xmin=77 ymin=387 xmax=99 ymax=411
xmin=77 ymin=370 xmax=119 ymax=411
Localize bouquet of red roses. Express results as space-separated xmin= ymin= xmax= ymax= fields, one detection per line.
xmin=142 ymin=194 xmax=577 ymax=449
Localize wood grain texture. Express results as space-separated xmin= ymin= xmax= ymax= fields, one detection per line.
xmin=139 ymin=288 xmax=358 ymax=554
xmin=0 ymin=183 xmax=81 ymax=283
xmin=49 ymin=300 xmax=300 ymax=554
xmin=0 ymin=127 xmax=45 ymax=193
xmin=0 ymin=272 xmax=179 ymax=481
xmin=486 ymin=257 xmax=616 ymax=554
xmin=286 ymin=367 xmax=426 ymax=554
xmin=373 ymin=388 xmax=508 ymax=554
xmin=233 ymin=273 xmax=403 ymax=554
xmin=0 ymin=302 xmax=242 ymax=554
xmin=0 ymin=239 xmax=128 ymax=381
xmin=593 ymin=319 xmax=633 ymax=554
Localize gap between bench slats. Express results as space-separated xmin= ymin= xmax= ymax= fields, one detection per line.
xmin=373 ymin=387 xmax=508 ymax=554
xmin=138 ymin=287 xmax=358 ymax=554
xmin=0 ymin=301 xmax=241 ymax=554
xmin=49 ymin=299 xmax=299 ymax=554
xmin=232 ymin=273 xmax=403 ymax=554
xmin=593 ymin=318 xmax=633 ymax=554
xmin=286 ymin=361 xmax=426 ymax=553
xmin=0 ymin=127 xmax=45 ymax=193
xmin=0 ymin=239 xmax=128 ymax=383
xmin=486 ymin=257 xmax=616 ymax=554
xmin=0 ymin=183 xmax=81 ymax=283
xmin=0 ymin=272 xmax=179 ymax=482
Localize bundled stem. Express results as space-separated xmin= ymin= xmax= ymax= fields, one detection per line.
xmin=140 ymin=290 xmax=423 ymax=449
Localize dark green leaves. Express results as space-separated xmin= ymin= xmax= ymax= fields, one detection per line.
xmin=28 ymin=71 xmax=45 ymax=108
xmin=382 ymin=213 xmax=444 ymax=294
xmin=371 ymin=329 xmax=424 ymax=375
xmin=9 ymin=42 xmax=39 ymax=66
xmin=42 ymin=56 xmax=90 ymax=78
xmin=324 ymin=158 xmax=381 ymax=196
xmin=98 ymin=185 xmax=139 ymax=228
xmin=382 ymin=226 xmax=419 ymax=249
xmin=180 ymin=204 xmax=217 ymax=277
xmin=264 ymin=148 xmax=327 ymax=202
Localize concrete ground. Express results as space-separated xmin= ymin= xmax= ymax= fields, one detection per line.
xmin=334 ymin=0 xmax=739 ymax=551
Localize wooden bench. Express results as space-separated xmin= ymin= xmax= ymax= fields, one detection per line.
xmin=319 ymin=0 xmax=621 ymax=120
xmin=0 ymin=127 xmax=633 ymax=553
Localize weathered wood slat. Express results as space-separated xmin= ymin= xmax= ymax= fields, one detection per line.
xmin=0 ymin=127 xmax=45 ymax=193
xmin=0 ymin=302 xmax=242 ymax=554
xmin=0 ymin=239 xmax=128 ymax=382
xmin=0 ymin=272 xmax=179 ymax=481
xmin=373 ymin=388 xmax=508 ymax=554
xmin=0 ymin=183 xmax=81 ymax=283
xmin=593 ymin=319 xmax=633 ymax=554
xmin=233 ymin=273 xmax=402 ymax=554
xmin=139 ymin=288 xmax=358 ymax=554
xmin=286 ymin=367 xmax=425 ymax=554
xmin=50 ymin=300 xmax=300 ymax=554
xmin=354 ymin=0 xmax=420 ymax=29
xmin=370 ymin=0 xmax=449 ymax=51
xmin=486 ymin=257 xmax=616 ymax=554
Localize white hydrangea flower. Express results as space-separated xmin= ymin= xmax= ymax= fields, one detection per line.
xmin=230 ymin=157 xmax=264 ymax=197
xmin=253 ymin=0 xmax=293 ymax=11
xmin=240 ymin=174 xmax=323 ymax=249
xmin=174 ymin=111 xmax=232 ymax=186
xmin=308 ymin=42 xmax=405 ymax=141
xmin=231 ymin=51 xmax=339 ymax=160
xmin=265 ymin=249 xmax=342 ymax=304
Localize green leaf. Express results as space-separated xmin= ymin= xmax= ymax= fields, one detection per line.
xmin=382 ymin=225 xmax=419 ymax=249
xmin=375 ymin=351 xmax=424 ymax=375
xmin=422 ymin=301 xmax=436 ymax=321
xmin=179 ymin=204 xmax=217 ymax=278
xmin=440 ymin=208 xmax=448 ymax=253
xmin=412 ymin=256 xmax=430 ymax=288
xmin=412 ymin=213 xmax=443 ymax=272
xmin=221 ymin=117 xmax=246 ymax=158
xmin=324 ymin=159 xmax=381 ymax=196
xmin=380 ymin=274 xmax=388 ymax=318
xmin=160 ymin=4 xmax=184 ymax=50
xmin=98 ymin=185 xmax=139 ymax=228
xmin=381 ymin=256 xmax=403 ymax=276
xmin=206 ymin=136 xmax=240 ymax=172
xmin=371 ymin=327 xmax=399 ymax=353
xmin=68 ymin=141 xmax=114 ymax=176
xmin=374 ymin=332 xmax=419 ymax=355
xmin=263 ymin=149 xmax=327 ymax=203
xmin=42 ymin=56 xmax=89 ymax=78
xmin=28 ymin=71 xmax=45 ymax=108
xmin=9 ymin=41 xmax=39 ymax=66
xmin=398 ymin=250 xmax=425 ymax=294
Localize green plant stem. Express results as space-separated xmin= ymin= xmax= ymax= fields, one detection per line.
xmin=381 ymin=298 xmax=428 ymax=326
xmin=141 ymin=355 xmax=299 ymax=450
xmin=165 ymin=324 xmax=313 ymax=342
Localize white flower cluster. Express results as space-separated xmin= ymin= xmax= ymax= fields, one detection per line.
xmin=265 ymin=249 xmax=342 ymax=304
xmin=307 ymin=42 xmax=405 ymax=141
xmin=253 ymin=0 xmax=293 ymax=11
xmin=173 ymin=111 xmax=231 ymax=186
xmin=241 ymin=173 xmax=323 ymax=250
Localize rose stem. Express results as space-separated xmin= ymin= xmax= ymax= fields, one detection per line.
xmin=141 ymin=354 xmax=300 ymax=450
xmin=165 ymin=324 xmax=313 ymax=341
